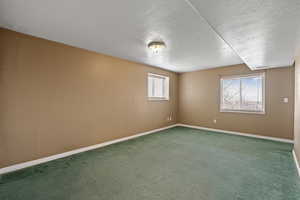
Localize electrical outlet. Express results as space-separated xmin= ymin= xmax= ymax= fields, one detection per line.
xmin=213 ymin=119 xmax=217 ymax=124
xmin=283 ymin=97 xmax=288 ymax=103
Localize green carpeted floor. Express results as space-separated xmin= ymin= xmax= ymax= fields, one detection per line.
xmin=0 ymin=126 xmax=299 ymax=200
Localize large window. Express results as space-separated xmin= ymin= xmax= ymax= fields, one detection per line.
xmin=148 ymin=73 xmax=169 ymax=100
xmin=220 ymin=73 xmax=265 ymax=114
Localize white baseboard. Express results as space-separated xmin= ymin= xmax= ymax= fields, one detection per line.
xmin=0 ymin=123 xmax=294 ymax=175
xmin=293 ymin=150 xmax=300 ymax=176
xmin=177 ymin=124 xmax=294 ymax=144
xmin=0 ymin=124 xmax=177 ymax=175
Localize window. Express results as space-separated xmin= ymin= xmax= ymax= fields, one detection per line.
xmin=220 ymin=73 xmax=265 ymax=114
xmin=148 ymin=73 xmax=169 ymax=100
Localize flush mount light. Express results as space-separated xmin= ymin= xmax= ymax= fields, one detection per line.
xmin=148 ymin=41 xmax=166 ymax=54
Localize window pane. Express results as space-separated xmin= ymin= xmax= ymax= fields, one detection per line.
xmin=148 ymin=76 xmax=154 ymax=97
xmin=241 ymin=76 xmax=263 ymax=111
xmin=221 ymin=79 xmax=240 ymax=110
xmin=154 ymin=77 xmax=164 ymax=97
xmin=220 ymin=74 xmax=264 ymax=113
xmin=148 ymin=73 xmax=169 ymax=100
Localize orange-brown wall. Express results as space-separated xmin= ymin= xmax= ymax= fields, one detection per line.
xmin=294 ymin=56 xmax=300 ymax=164
xmin=179 ymin=64 xmax=294 ymax=140
xmin=0 ymin=28 xmax=178 ymax=168
xmin=0 ymin=28 xmax=296 ymax=169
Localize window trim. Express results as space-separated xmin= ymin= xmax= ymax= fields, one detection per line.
xmin=148 ymin=73 xmax=170 ymax=101
xmin=219 ymin=72 xmax=265 ymax=115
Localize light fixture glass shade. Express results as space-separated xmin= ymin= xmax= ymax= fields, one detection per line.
xmin=148 ymin=41 xmax=166 ymax=53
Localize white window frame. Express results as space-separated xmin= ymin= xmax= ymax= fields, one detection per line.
xmin=220 ymin=73 xmax=265 ymax=114
xmin=148 ymin=73 xmax=169 ymax=101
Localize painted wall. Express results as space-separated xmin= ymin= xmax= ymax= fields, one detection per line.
xmin=0 ymin=28 xmax=178 ymax=168
xmin=179 ymin=64 xmax=294 ymax=140
xmin=0 ymin=28 xmax=296 ymax=169
xmin=294 ymin=56 xmax=300 ymax=164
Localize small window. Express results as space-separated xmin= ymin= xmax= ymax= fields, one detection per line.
xmin=148 ymin=73 xmax=169 ymax=100
xmin=220 ymin=73 xmax=265 ymax=114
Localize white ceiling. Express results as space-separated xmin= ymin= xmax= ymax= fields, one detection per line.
xmin=188 ymin=0 xmax=300 ymax=70
xmin=0 ymin=0 xmax=299 ymax=72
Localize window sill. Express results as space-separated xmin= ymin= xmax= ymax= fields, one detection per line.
xmin=220 ymin=110 xmax=265 ymax=115
xmin=148 ymin=98 xmax=169 ymax=101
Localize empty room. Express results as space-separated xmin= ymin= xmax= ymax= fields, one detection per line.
xmin=1 ymin=0 xmax=300 ymax=199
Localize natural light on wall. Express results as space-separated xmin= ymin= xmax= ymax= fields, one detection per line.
xmin=148 ymin=73 xmax=169 ymax=100
xmin=220 ymin=73 xmax=265 ymax=114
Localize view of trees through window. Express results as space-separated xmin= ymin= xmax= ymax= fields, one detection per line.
xmin=220 ymin=74 xmax=264 ymax=113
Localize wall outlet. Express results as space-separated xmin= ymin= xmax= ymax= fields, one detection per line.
xmin=283 ymin=97 xmax=288 ymax=103
xmin=213 ymin=119 xmax=217 ymax=124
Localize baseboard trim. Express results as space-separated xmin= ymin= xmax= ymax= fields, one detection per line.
xmin=0 ymin=123 xmax=294 ymax=175
xmin=293 ymin=150 xmax=300 ymax=176
xmin=0 ymin=124 xmax=177 ymax=175
xmin=177 ymin=124 xmax=294 ymax=144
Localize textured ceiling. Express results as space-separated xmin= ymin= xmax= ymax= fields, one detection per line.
xmin=0 ymin=0 xmax=242 ymax=72
xmin=188 ymin=0 xmax=300 ymax=70
xmin=0 ymin=0 xmax=299 ymax=72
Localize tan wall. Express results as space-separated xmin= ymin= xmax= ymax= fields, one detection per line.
xmin=295 ymin=56 xmax=300 ymax=164
xmin=179 ymin=64 xmax=294 ymax=140
xmin=0 ymin=27 xmax=296 ymax=169
xmin=0 ymin=28 xmax=178 ymax=168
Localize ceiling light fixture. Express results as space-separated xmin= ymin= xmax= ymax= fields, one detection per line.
xmin=148 ymin=41 xmax=166 ymax=54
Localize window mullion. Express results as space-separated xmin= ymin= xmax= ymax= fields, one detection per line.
xmin=239 ymin=78 xmax=242 ymax=110
xmin=152 ymin=78 xmax=155 ymax=97
xmin=162 ymin=78 xmax=165 ymax=98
